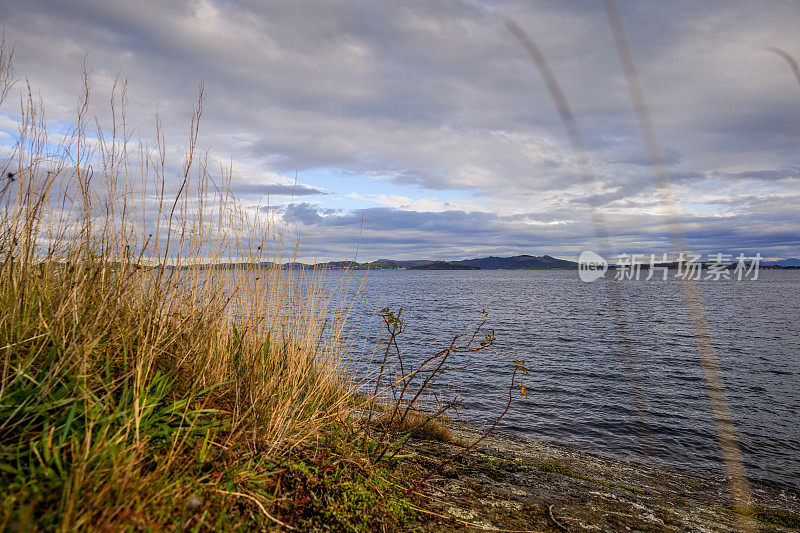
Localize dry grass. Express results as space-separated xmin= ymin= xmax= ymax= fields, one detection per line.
xmin=0 ymin=36 xmax=517 ymax=530
xmin=0 ymin=45 xmax=419 ymax=531
xmin=375 ymin=410 xmax=462 ymax=445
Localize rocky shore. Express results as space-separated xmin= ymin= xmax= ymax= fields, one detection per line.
xmin=404 ymin=425 xmax=800 ymax=532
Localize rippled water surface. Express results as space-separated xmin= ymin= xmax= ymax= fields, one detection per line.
xmin=345 ymin=269 xmax=800 ymax=487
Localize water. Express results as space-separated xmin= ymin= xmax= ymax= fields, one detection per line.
xmin=345 ymin=268 xmax=800 ymax=488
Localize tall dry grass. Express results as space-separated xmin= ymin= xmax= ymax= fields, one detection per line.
xmin=0 ymin=43 xmax=391 ymax=530
xmin=0 ymin=35 xmax=519 ymax=529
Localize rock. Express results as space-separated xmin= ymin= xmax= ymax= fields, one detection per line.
xmin=403 ymin=425 xmax=800 ymax=532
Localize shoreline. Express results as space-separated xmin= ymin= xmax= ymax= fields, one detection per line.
xmin=403 ymin=424 xmax=800 ymax=531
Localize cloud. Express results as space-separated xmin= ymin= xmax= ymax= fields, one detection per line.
xmin=0 ymin=0 xmax=798 ymax=258
xmin=717 ymin=166 xmax=800 ymax=182
xmin=275 ymin=201 xmax=800 ymax=261
xmin=234 ymin=182 xmax=326 ymax=197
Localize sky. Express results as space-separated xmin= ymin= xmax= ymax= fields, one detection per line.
xmin=1 ymin=0 xmax=799 ymax=262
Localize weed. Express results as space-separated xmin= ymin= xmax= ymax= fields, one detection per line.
xmin=0 ymin=44 xmax=402 ymax=530
xmin=375 ymin=410 xmax=462 ymax=445
xmin=0 ymin=42 xmax=520 ymax=531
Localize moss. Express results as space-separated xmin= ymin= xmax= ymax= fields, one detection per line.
xmin=536 ymin=461 xmax=575 ymax=476
xmin=278 ymin=452 xmax=418 ymax=531
xmin=742 ymin=505 xmax=800 ymax=528
xmin=534 ymin=461 xmax=651 ymax=495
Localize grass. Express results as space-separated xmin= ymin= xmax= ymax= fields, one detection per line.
xmin=0 ymin=47 xmax=425 ymax=531
xmin=0 ymin=255 xmax=420 ymax=529
xmin=375 ymin=411 xmax=462 ymax=446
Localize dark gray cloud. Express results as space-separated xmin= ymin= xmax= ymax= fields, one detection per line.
xmin=233 ymin=182 xmax=326 ymax=197
xmin=717 ymin=166 xmax=800 ymax=182
xmin=284 ymin=203 xmax=502 ymax=233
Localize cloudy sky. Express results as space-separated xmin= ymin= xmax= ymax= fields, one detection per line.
xmin=1 ymin=0 xmax=799 ymax=261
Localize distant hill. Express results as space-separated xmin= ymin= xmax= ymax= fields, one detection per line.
xmin=353 ymin=260 xmax=400 ymax=270
xmin=325 ymin=261 xmax=360 ymax=269
xmin=762 ymin=258 xmax=800 ymax=267
xmin=408 ymin=261 xmax=480 ymax=270
xmin=452 ymin=254 xmax=577 ymax=269
xmin=281 ymin=260 xmax=399 ymax=270
xmin=276 ymin=255 xmax=578 ymax=270
xmin=181 ymin=255 xmax=800 ymax=271
xmin=395 ymin=259 xmax=435 ymax=268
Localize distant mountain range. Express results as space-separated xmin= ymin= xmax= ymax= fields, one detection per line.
xmin=761 ymin=258 xmax=800 ymax=267
xmin=183 ymin=255 xmax=800 ymax=271
xmin=281 ymin=254 xmax=580 ymax=270
xmin=298 ymin=255 xmax=800 ymax=270
xmin=401 ymin=255 xmax=577 ymax=270
xmin=407 ymin=261 xmax=480 ymax=270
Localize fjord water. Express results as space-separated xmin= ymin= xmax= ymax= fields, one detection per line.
xmin=348 ymin=269 xmax=800 ymax=488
